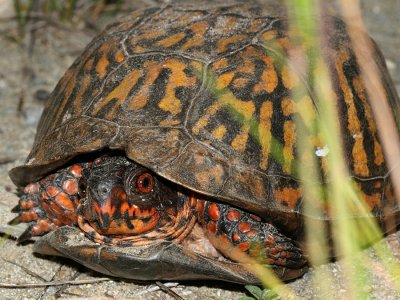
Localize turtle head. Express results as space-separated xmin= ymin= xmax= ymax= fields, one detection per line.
xmin=78 ymin=155 xmax=195 ymax=245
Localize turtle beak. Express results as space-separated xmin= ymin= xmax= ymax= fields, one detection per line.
xmin=85 ymin=185 xmax=160 ymax=235
xmin=84 ymin=186 xmax=125 ymax=232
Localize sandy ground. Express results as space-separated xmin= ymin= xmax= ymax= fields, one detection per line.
xmin=0 ymin=0 xmax=399 ymax=299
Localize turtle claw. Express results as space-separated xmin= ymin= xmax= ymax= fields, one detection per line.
xmin=17 ymin=226 xmax=34 ymax=244
xmin=11 ymin=204 xmax=21 ymax=213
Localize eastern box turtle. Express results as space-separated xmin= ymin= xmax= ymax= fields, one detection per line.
xmin=9 ymin=2 xmax=400 ymax=283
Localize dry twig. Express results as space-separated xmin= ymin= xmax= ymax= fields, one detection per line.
xmin=0 ymin=278 xmax=110 ymax=288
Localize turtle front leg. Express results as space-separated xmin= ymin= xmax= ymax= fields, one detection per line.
xmin=11 ymin=163 xmax=90 ymax=243
xmin=197 ymin=201 xmax=306 ymax=269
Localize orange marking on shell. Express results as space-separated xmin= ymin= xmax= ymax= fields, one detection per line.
xmin=277 ymin=37 xmax=289 ymax=50
xmin=220 ymin=93 xmax=255 ymax=125
xmin=211 ymin=125 xmax=227 ymax=140
xmin=336 ymin=49 xmax=369 ymax=176
xmin=253 ymin=53 xmax=278 ymax=94
xmin=156 ymin=32 xmax=186 ymax=48
xmin=207 ymin=203 xmax=221 ymax=221
xmin=352 ymin=76 xmax=384 ymax=167
xmin=195 ymin=165 xmax=225 ymax=189
xmin=259 ymin=100 xmax=273 ymax=170
xmin=157 ymin=58 xmax=198 ymax=116
xmin=233 ymin=77 xmax=250 ymax=88
xmin=159 ymin=119 xmax=181 ymax=126
xmin=192 ymin=102 xmax=223 ymax=135
xmin=260 ymin=30 xmax=278 ymax=42
xmin=216 ymin=35 xmax=247 ymax=53
xmin=226 ymin=209 xmax=241 ymax=222
xmin=281 ymin=97 xmax=296 ymax=116
xmin=46 ymin=185 xmax=60 ymax=197
xmin=207 ymin=221 xmax=217 ymax=234
xmin=129 ymin=60 xmax=163 ymax=110
xmin=273 ymin=187 xmax=303 ymax=210
xmin=231 ymin=124 xmax=249 ymax=152
xmin=95 ymin=39 xmax=119 ymax=78
xmin=216 ymin=72 xmax=235 ymax=89
xmin=62 ymin=179 xmax=78 ymax=195
xmin=55 ymin=192 xmax=75 ymax=211
xmin=84 ymin=57 xmax=95 ymax=71
xmin=283 ymin=120 xmax=296 ymax=174
xmin=96 ymin=54 xmax=109 ymax=79
xmin=130 ymin=29 xmax=166 ymax=45
xmin=180 ymin=21 xmax=208 ymax=50
xmin=115 ymin=50 xmax=125 ymax=63
xmin=212 ymin=57 xmax=229 ymax=70
xmin=238 ymin=242 xmax=250 ymax=252
xmin=361 ymin=192 xmax=381 ymax=210
xmin=93 ymin=69 xmax=142 ymax=117
xmin=238 ymin=222 xmax=251 ymax=233
xmin=247 ymin=18 xmax=265 ymax=33
xmin=69 ymin=165 xmax=83 ymax=177
xmin=190 ymin=20 xmax=208 ymax=35
xmin=237 ymin=47 xmax=257 ymax=74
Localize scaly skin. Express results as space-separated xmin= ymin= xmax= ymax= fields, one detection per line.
xmin=13 ymin=162 xmax=89 ymax=242
xmin=13 ymin=155 xmax=305 ymax=268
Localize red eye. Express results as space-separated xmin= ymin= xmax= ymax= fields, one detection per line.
xmin=136 ymin=173 xmax=154 ymax=194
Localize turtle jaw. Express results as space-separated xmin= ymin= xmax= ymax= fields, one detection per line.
xmin=82 ymin=185 xmax=162 ymax=236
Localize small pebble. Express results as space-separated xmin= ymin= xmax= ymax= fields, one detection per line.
xmin=34 ymin=89 xmax=50 ymax=103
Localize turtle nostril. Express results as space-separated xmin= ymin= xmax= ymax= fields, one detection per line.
xmin=97 ymin=184 xmax=110 ymax=197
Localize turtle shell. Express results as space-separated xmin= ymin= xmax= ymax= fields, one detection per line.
xmin=9 ymin=2 xmax=400 ymax=235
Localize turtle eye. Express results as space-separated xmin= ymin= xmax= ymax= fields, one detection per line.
xmin=135 ymin=173 xmax=154 ymax=194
